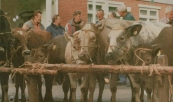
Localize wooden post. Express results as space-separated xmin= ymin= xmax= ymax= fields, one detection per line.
xmin=23 ymin=55 xmax=40 ymax=102
xmin=157 ymin=55 xmax=169 ymax=102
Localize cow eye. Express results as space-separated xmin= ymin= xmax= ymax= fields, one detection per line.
xmin=145 ymin=58 xmax=151 ymax=62
xmin=107 ymin=38 xmax=110 ymax=43
xmin=39 ymin=55 xmax=43 ymax=58
xmin=120 ymin=37 xmax=125 ymax=41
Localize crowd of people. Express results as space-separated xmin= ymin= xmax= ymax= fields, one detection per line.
xmin=21 ymin=4 xmax=173 ymax=86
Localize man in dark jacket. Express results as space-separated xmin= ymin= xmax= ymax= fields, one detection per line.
xmin=117 ymin=5 xmax=135 ymax=21
xmin=46 ymin=14 xmax=64 ymax=38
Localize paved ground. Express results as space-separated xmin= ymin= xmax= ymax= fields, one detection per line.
xmin=0 ymin=78 xmax=146 ymax=102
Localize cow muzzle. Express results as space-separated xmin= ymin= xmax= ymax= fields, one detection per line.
xmin=22 ymin=50 xmax=31 ymax=56
xmin=78 ymin=53 xmax=89 ymax=61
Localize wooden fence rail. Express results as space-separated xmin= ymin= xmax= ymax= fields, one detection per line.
xmin=0 ymin=63 xmax=173 ymax=75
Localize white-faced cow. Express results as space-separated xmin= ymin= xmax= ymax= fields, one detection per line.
xmin=104 ymin=19 xmax=170 ymax=102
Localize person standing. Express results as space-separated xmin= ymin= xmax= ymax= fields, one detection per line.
xmin=117 ymin=5 xmax=135 ymax=21
xmin=108 ymin=12 xmax=117 ymax=18
xmin=160 ymin=6 xmax=173 ymax=24
xmin=46 ymin=14 xmax=64 ymax=38
xmin=22 ymin=10 xmax=44 ymax=30
xmin=65 ymin=10 xmax=85 ymax=34
xmin=96 ymin=9 xmax=105 ymax=24
xmin=117 ymin=5 xmax=135 ymax=86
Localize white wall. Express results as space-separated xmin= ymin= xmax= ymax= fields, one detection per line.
xmin=41 ymin=0 xmax=59 ymax=28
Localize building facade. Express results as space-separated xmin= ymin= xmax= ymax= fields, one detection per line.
xmin=0 ymin=0 xmax=172 ymax=28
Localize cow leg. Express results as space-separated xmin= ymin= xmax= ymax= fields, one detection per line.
xmin=128 ymin=74 xmax=141 ymax=102
xmin=145 ymin=88 xmax=152 ymax=102
xmin=80 ymin=73 xmax=89 ymax=102
xmin=88 ymin=73 xmax=96 ymax=102
xmin=140 ymin=83 xmax=144 ymax=102
xmin=20 ymin=78 xmax=26 ymax=102
xmin=37 ymin=75 xmax=43 ymax=102
xmin=63 ymin=74 xmax=70 ymax=102
xmin=0 ymin=72 xmax=9 ymax=102
xmin=110 ymin=73 xmax=118 ymax=102
xmin=14 ymin=74 xmax=19 ymax=102
xmin=44 ymin=75 xmax=54 ymax=102
xmin=24 ymin=75 xmax=39 ymax=102
xmin=68 ymin=73 xmax=77 ymax=102
xmin=96 ymin=74 xmax=105 ymax=102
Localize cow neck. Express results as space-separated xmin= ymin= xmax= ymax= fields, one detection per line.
xmin=28 ymin=30 xmax=44 ymax=45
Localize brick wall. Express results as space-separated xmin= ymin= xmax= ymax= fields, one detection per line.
xmin=112 ymin=0 xmax=170 ymax=20
xmin=58 ymin=0 xmax=87 ymax=27
xmin=59 ymin=0 xmax=170 ymax=25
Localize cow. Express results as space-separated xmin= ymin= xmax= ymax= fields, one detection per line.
xmin=11 ymin=28 xmax=52 ymax=102
xmin=64 ymin=23 xmax=104 ymax=102
xmin=0 ymin=9 xmax=15 ymax=102
xmin=30 ymin=35 xmax=70 ymax=102
xmin=132 ymin=44 xmax=161 ymax=102
xmin=104 ymin=19 xmax=170 ymax=102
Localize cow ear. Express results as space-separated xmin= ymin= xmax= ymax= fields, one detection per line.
xmin=64 ymin=32 xmax=73 ymax=41
xmin=152 ymin=44 xmax=162 ymax=57
xmin=127 ymin=24 xmax=142 ymax=37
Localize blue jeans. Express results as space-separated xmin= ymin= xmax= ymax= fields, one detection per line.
xmin=119 ymin=74 xmax=127 ymax=83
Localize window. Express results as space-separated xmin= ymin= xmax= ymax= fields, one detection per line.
xmin=87 ymin=0 xmax=124 ymax=23
xmin=138 ymin=4 xmax=160 ymax=22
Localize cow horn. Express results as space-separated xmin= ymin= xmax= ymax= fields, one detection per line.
xmin=106 ymin=25 xmax=112 ymax=29
xmin=151 ymin=44 xmax=159 ymax=48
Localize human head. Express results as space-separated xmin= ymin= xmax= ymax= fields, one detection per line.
xmin=117 ymin=5 xmax=127 ymax=17
xmin=108 ymin=12 xmax=116 ymax=18
xmin=165 ymin=6 xmax=173 ymax=21
xmin=52 ymin=14 xmax=61 ymax=25
xmin=32 ymin=10 xmax=42 ymax=23
xmin=96 ymin=9 xmax=104 ymax=21
xmin=73 ymin=10 xmax=82 ymax=23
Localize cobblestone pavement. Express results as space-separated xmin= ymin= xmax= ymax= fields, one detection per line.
xmin=0 ymin=78 xmax=146 ymax=102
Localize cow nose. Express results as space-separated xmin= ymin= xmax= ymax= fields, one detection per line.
xmin=105 ymin=52 xmax=113 ymax=60
xmin=78 ymin=53 xmax=87 ymax=60
xmin=22 ymin=50 xmax=31 ymax=56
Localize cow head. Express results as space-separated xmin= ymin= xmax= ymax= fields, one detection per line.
xmin=133 ymin=44 xmax=161 ymax=66
xmin=12 ymin=28 xmax=30 ymax=56
xmin=77 ymin=23 xmax=99 ymax=63
xmin=105 ymin=21 xmax=142 ymax=64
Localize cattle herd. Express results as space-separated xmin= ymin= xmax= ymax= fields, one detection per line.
xmin=1 ymin=9 xmax=173 ymax=102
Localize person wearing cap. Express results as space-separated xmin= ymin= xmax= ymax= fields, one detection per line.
xmin=96 ymin=9 xmax=105 ymax=24
xmin=108 ymin=12 xmax=117 ymax=18
xmin=46 ymin=14 xmax=64 ymax=38
xmin=117 ymin=5 xmax=135 ymax=21
xmin=65 ymin=10 xmax=84 ymax=34
xmin=160 ymin=6 xmax=173 ymax=24
xmin=22 ymin=10 xmax=44 ymax=30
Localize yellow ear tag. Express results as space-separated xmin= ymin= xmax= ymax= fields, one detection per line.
xmin=157 ymin=50 xmax=161 ymax=56
xmin=52 ymin=45 xmax=56 ymax=50
xmin=133 ymin=31 xmax=137 ymax=35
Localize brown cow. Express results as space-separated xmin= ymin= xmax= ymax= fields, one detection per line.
xmin=11 ymin=28 xmax=51 ymax=102
xmin=132 ymin=44 xmax=161 ymax=102
xmin=30 ymin=35 xmax=69 ymax=102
